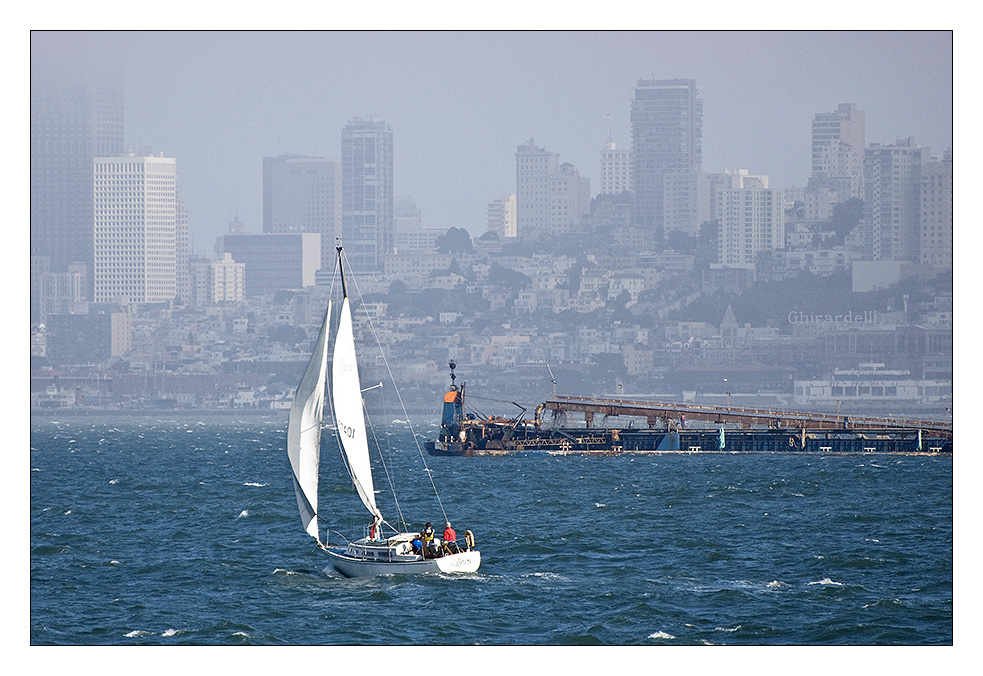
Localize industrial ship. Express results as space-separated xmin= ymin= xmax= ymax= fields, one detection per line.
xmin=424 ymin=363 xmax=952 ymax=456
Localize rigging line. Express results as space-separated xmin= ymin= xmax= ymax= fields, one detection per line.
xmin=342 ymin=249 xmax=450 ymax=527
xmin=362 ymin=389 xmax=407 ymax=529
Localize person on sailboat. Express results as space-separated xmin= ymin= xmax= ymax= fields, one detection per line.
xmin=443 ymin=522 xmax=458 ymax=554
xmin=421 ymin=522 xmax=438 ymax=558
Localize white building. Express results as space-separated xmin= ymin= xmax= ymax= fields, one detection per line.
xmin=515 ymin=139 xmax=589 ymax=242
xmin=712 ymin=170 xmax=784 ymax=268
xmin=599 ymin=137 xmax=632 ymax=195
xmin=862 ymin=138 xmax=931 ymax=262
xmin=93 ymin=154 xmax=177 ymax=304
xmin=487 ymin=194 xmax=517 ymax=239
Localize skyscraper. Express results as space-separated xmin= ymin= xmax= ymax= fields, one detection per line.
xmin=93 ymin=154 xmax=178 ymax=304
xmin=341 ymin=116 xmax=393 ymax=275
xmin=630 ymin=79 xmax=703 ymax=245
xmin=31 ymin=80 xmax=124 ymax=299
xmin=862 ymin=138 xmax=931 ymax=262
xmin=263 ymin=154 xmax=342 ymax=272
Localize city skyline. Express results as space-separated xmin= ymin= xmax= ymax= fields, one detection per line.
xmin=30 ymin=30 xmax=953 ymax=254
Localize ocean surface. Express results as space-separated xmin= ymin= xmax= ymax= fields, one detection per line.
xmin=30 ymin=415 xmax=952 ymax=646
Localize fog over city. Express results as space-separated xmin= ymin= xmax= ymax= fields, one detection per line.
xmin=31 ymin=30 xmax=953 ymax=250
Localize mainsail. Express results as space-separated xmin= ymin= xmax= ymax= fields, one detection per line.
xmin=332 ymin=294 xmax=382 ymax=522
xmin=286 ymin=299 xmax=332 ymax=541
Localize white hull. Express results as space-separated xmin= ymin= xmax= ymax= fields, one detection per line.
xmin=326 ymin=548 xmax=481 ymax=577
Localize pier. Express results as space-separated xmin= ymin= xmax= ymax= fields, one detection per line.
xmin=535 ymin=395 xmax=953 ymax=440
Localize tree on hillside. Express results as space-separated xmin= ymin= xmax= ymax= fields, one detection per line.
xmin=435 ymin=227 xmax=474 ymax=254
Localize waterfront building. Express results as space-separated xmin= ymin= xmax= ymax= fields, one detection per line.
xmin=31 ymin=79 xmax=125 ymax=306
xmin=794 ymin=363 xmax=951 ymax=408
xmin=630 ymin=79 xmax=703 ymax=245
xmin=93 ymin=154 xmax=178 ymax=304
xmin=599 ymin=137 xmax=632 ymax=195
xmin=217 ymin=233 xmax=320 ymax=297
xmin=263 ymin=154 xmax=341 ymax=272
xmin=341 ymin=116 xmax=394 ymax=275
xmin=862 ymin=138 xmax=931 ymax=262
xmin=919 ymin=149 xmax=952 ymax=269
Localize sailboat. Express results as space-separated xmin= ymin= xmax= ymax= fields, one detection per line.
xmin=286 ymin=245 xmax=481 ymax=577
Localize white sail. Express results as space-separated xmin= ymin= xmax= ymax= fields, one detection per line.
xmin=332 ymin=296 xmax=382 ymax=521
xmin=286 ymin=299 xmax=331 ymax=541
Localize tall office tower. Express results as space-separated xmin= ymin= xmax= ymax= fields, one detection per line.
xmin=341 ymin=116 xmax=394 ymax=274
xmin=630 ymin=79 xmax=703 ymax=245
xmin=263 ymin=154 xmax=342 ymax=272
xmin=93 ymin=154 xmax=178 ymax=304
xmin=919 ymin=149 xmax=952 ymax=269
xmin=515 ymin=139 xmax=589 ymax=242
xmin=712 ymin=170 xmax=784 ymax=267
xmin=487 ymin=194 xmax=517 ymax=239
xmin=31 ymin=79 xmax=125 ymax=302
xmin=809 ymin=103 xmax=865 ymax=201
xmin=862 ymin=138 xmax=931 ymax=262
xmin=599 ymin=137 xmax=632 ymax=195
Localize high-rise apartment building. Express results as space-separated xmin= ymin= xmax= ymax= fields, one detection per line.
xmin=919 ymin=149 xmax=952 ymax=269
xmin=263 ymin=154 xmax=342 ymax=272
xmin=515 ymin=139 xmax=589 ymax=242
xmin=93 ymin=154 xmax=178 ymax=304
xmin=862 ymin=138 xmax=931 ymax=262
xmin=599 ymin=137 xmax=632 ymax=195
xmin=515 ymin=138 xmax=557 ymax=242
xmin=487 ymin=194 xmax=517 ymax=239
xmin=630 ymin=79 xmax=703 ymax=244
xmin=810 ymin=103 xmax=865 ymax=200
xmin=712 ymin=170 xmax=784 ymax=268
xmin=31 ymin=80 xmax=125 ymax=303
xmin=341 ymin=116 xmax=393 ymax=275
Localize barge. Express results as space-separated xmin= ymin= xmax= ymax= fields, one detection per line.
xmin=424 ymin=363 xmax=952 ymax=456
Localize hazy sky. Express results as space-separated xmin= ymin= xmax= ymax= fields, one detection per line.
xmin=30 ymin=30 xmax=952 ymax=253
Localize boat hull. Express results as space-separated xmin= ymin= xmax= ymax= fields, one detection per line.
xmin=325 ymin=548 xmax=481 ymax=577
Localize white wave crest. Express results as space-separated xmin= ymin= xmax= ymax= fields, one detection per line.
xmin=237 ymin=510 xmax=249 ymax=518
xmin=244 ymin=482 xmax=267 ymax=487
xmin=648 ymin=630 xmax=676 ymax=640
xmin=162 ymin=628 xmax=180 ymax=637
xmin=125 ymin=630 xmax=152 ymax=638
xmin=808 ymin=577 xmax=844 ymax=586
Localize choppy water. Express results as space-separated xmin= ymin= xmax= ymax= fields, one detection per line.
xmin=30 ymin=415 xmax=952 ymax=645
